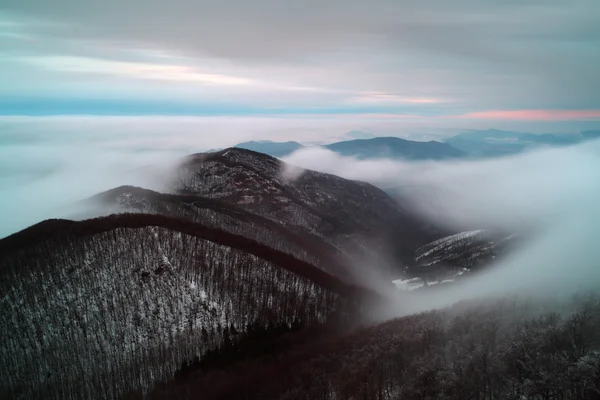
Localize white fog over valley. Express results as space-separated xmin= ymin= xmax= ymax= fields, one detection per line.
xmin=2 ymin=0 xmax=600 ymax=397
xmin=283 ymin=139 xmax=600 ymax=315
xmin=2 ymin=116 xmax=599 ymax=316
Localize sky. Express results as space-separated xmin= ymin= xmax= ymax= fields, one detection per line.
xmin=0 ymin=0 xmax=599 ymax=127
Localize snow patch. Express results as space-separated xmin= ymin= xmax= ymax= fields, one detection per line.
xmin=393 ymin=277 xmax=425 ymax=291
xmin=417 ymin=230 xmax=485 ymax=260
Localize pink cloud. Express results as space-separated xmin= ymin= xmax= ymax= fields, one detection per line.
xmin=456 ymin=109 xmax=600 ymax=121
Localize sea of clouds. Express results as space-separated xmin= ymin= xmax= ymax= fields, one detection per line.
xmin=0 ymin=115 xmax=351 ymax=237
xmin=2 ymin=116 xmax=599 ymax=316
xmin=282 ymin=141 xmax=600 ymax=315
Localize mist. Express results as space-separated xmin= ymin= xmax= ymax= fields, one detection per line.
xmin=0 ymin=115 xmax=416 ymax=238
xmin=282 ymin=141 xmax=600 ymax=314
xmin=0 ymin=142 xmax=184 ymax=239
xmin=3 ymin=116 xmax=600 ymax=316
xmin=0 ymin=115 xmax=365 ymax=238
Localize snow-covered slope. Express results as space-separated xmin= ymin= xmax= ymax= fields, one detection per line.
xmin=89 ymin=148 xmax=442 ymax=278
xmin=416 ymin=230 xmax=487 ymax=265
xmin=391 ymin=230 xmax=519 ymax=291
xmin=414 ymin=230 xmax=518 ymax=271
xmin=0 ymin=215 xmax=361 ymax=399
xmin=177 ymin=148 xmax=409 ymax=233
xmin=88 ymin=185 xmax=353 ymax=279
xmin=175 ymin=148 xmax=439 ymax=269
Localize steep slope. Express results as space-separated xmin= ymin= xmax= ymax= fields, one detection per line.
xmin=88 ymin=185 xmax=355 ymax=280
xmin=150 ymin=296 xmax=600 ymax=400
xmin=90 ymin=186 xmax=513 ymax=292
xmin=324 ymin=137 xmax=464 ymax=160
xmin=0 ymin=214 xmax=370 ymax=400
xmin=173 ymin=148 xmax=441 ymax=271
xmin=392 ymin=230 xmax=519 ymax=290
xmin=414 ymin=230 xmax=517 ymax=271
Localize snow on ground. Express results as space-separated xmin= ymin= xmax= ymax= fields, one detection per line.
xmin=416 ymin=230 xmax=485 ymax=261
xmin=392 ymin=277 xmax=425 ymax=291
xmin=393 ymin=268 xmax=469 ymax=292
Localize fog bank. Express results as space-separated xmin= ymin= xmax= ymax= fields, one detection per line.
xmin=282 ymin=141 xmax=600 ymax=312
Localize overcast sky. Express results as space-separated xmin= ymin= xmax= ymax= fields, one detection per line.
xmin=0 ymin=0 xmax=599 ymax=128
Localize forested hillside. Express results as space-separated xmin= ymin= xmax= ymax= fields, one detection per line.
xmin=0 ymin=214 xmax=371 ymax=399
xmin=89 ymin=186 xmax=355 ymax=281
xmin=88 ymin=150 xmax=519 ymax=288
xmin=0 ymin=149 xmax=540 ymax=400
xmin=150 ymin=295 xmax=600 ymax=400
xmin=175 ymin=148 xmax=442 ymax=269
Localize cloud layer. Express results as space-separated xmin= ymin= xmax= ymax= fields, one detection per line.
xmin=281 ymin=140 xmax=600 ymax=314
xmin=2 ymin=115 xmax=600 ymax=239
xmin=1 ymin=0 xmax=599 ymax=118
xmin=282 ymin=143 xmax=600 ymax=231
xmin=0 ymin=115 xmax=432 ymax=237
xmin=1 ymin=115 xmax=599 ymax=317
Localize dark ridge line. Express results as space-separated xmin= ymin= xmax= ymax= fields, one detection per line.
xmin=91 ymin=185 xmax=280 ymax=227
xmin=90 ymin=185 xmax=353 ymax=277
xmin=0 ymin=213 xmax=378 ymax=301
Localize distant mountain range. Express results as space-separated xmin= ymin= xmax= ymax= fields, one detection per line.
xmin=236 ymin=137 xmax=464 ymax=160
xmin=325 ymin=137 xmax=464 ymax=160
xmin=234 ymin=129 xmax=600 ymax=160
xmin=444 ymin=129 xmax=599 ymax=158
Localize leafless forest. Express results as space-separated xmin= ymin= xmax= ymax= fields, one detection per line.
xmin=1 ymin=149 xmax=598 ymax=400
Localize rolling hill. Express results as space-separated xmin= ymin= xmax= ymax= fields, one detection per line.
xmin=0 ymin=148 xmax=527 ymax=400
xmin=0 ymin=213 xmax=374 ymax=399
xmin=324 ymin=137 xmax=464 ymax=160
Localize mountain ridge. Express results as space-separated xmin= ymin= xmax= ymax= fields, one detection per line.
xmin=232 ymin=137 xmax=463 ymax=160
xmin=0 ymin=211 xmax=373 ymax=399
xmin=229 ymin=129 xmax=599 ymax=159
xmin=176 ymin=148 xmax=443 ymax=270
xmin=324 ymin=136 xmax=464 ymax=160
xmin=0 ymin=147 xmax=529 ymax=400
xmin=0 ymin=213 xmax=377 ymax=299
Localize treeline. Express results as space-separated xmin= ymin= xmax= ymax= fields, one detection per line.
xmin=0 ymin=213 xmax=374 ymax=298
xmin=0 ymin=216 xmax=367 ymax=399
xmin=92 ymin=186 xmax=355 ymax=280
xmin=150 ymin=295 xmax=600 ymax=400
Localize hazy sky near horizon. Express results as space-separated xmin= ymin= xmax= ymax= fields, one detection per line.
xmin=1 ymin=0 xmax=599 ymax=127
